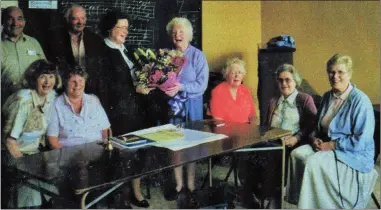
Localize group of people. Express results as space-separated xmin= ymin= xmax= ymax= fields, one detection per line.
xmin=1 ymin=3 xmax=377 ymax=210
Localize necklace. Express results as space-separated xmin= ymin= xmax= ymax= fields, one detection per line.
xmin=37 ymin=95 xmax=47 ymax=113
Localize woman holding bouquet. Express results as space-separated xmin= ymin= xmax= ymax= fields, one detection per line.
xmin=98 ymin=10 xmax=150 ymax=208
xmin=164 ymin=17 xmax=209 ymax=208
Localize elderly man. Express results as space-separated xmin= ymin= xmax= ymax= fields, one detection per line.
xmin=1 ymin=6 xmax=46 ymax=105
xmin=44 ymin=3 xmax=105 ymax=96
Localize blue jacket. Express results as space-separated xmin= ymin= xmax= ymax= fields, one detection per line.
xmin=316 ymin=85 xmax=375 ymax=173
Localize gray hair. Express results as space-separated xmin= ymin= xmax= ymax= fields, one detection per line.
xmin=64 ymin=3 xmax=86 ymax=23
xmin=222 ymin=57 xmax=247 ymax=79
xmin=326 ymin=53 xmax=353 ymax=74
xmin=275 ymin=64 xmax=302 ymax=87
xmin=166 ymin=17 xmax=193 ymax=42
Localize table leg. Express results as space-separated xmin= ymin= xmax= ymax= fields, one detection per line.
xmin=80 ymin=182 xmax=125 ymax=209
xmin=281 ymin=141 xmax=285 ymax=208
xmin=209 ymin=158 xmax=213 ymax=187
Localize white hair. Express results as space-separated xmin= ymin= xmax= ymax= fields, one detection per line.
xmin=166 ymin=17 xmax=193 ymax=42
xmin=64 ymin=3 xmax=86 ymax=23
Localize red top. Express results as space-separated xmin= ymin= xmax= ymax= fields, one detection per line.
xmin=210 ymin=82 xmax=256 ymax=123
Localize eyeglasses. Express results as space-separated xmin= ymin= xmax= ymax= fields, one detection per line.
xmin=115 ymin=26 xmax=128 ymax=31
xmin=327 ymin=70 xmax=349 ymax=76
xmin=277 ymin=78 xmax=294 ymax=83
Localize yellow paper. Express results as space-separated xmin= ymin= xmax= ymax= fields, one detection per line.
xmin=140 ymin=129 xmax=184 ymax=141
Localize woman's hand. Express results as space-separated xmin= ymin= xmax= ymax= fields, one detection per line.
xmin=283 ymin=136 xmax=298 ymax=147
xmin=316 ymin=141 xmax=336 ymax=151
xmin=311 ymin=137 xmax=322 ymax=150
xmin=165 ymin=82 xmax=182 ymax=97
xmin=136 ymin=86 xmax=155 ymax=95
xmin=6 ymin=137 xmax=23 ymax=158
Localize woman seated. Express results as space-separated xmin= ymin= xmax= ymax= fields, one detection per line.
xmin=210 ymin=57 xmax=256 ymax=123
xmin=287 ymin=54 xmax=377 ymax=208
xmin=47 ymin=66 xmax=111 ymax=148
xmin=2 ymin=59 xmax=61 ymax=208
xmin=264 ymin=64 xmax=317 ymax=147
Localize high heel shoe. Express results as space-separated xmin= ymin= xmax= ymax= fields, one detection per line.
xmin=130 ymin=195 xmax=150 ymax=208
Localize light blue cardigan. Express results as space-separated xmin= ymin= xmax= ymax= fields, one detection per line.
xmin=316 ymin=85 xmax=375 ymax=173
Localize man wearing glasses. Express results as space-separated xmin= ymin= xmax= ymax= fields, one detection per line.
xmin=1 ymin=6 xmax=46 ymax=105
xmin=44 ymin=3 xmax=105 ymax=97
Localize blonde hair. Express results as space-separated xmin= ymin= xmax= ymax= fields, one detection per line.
xmin=326 ymin=53 xmax=353 ymax=74
xmin=275 ymin=64 xmax=302 ymax=87
xmin=166 ymin=17 xmax=193 ymax=42
xmin=222 ymin=57 xmax=246 ymax=79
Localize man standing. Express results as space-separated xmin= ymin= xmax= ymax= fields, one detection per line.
xmin=44 ymin=3 xmax=105 ymax=96
xmin=1 ymin=6 xmax=46 ymax=105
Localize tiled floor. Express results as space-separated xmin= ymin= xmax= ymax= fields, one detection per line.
xmin=132 ymin=158 xmax=380 ymax=209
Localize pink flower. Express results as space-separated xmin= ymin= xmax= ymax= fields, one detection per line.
xmin=172 ymin=56 xmax=187 ymax=72
xmin=158 ymin=74 xmax=178 ymax=92
xmin=149 ymin=70 xmax=163 ymax=84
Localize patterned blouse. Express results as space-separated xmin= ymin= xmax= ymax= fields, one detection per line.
xmin=2 ymin=89 xmax=57 ymax=155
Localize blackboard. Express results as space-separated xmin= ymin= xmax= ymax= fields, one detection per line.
xmin=17 ymin=0 xmax=201 ymax=50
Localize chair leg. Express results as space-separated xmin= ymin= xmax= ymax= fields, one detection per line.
xmin=372 ymin=192 xmax=380 ymax=209
xmin=146 ymin=177 xmax=151 ymax=199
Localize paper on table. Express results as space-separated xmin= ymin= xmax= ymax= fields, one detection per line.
xmin=125 ymin=124 xmax=228 ymax=151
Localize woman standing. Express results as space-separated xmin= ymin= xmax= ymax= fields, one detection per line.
xmin=164 ymin=17 xmax=209 ymax=208
xmin=98 ymin=10 xmax=149 ymax=208
xmin=287 ymin=54 xmax=377 ymax=208
xmin=2 ymin=59 xmax=61 ymax=208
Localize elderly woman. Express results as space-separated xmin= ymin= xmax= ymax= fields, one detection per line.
xmin=2 ymin=59 xmax=61 ymax=208
xmin=164 ymin=17 xmax=209 ymax=208
xmin=97 ymin=10 xmax=150 ymax=208
xmin=210 ymin=57 xmax=256 ymax=123
xmin=265 ymin=64 xmax=317 ymax=147
xmin=287 ymin=54 xmax=377 ymax=208
xmin=47 ymin=66 xmax=110 ymax=148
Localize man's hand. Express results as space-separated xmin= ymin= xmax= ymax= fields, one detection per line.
xmin=316 ymin=141 xmax=336 ymax=151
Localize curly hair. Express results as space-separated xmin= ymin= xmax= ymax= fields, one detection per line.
xmin=275 ymin=64 xmax=302 ymax=87
xmin=166 ymin=17 xmax=193 ymax=42
xmin=222 ymin=57 xmax=246 ymax=79
xmin=23 ymin=59 xmax=62 ymax=90
xmin=62 ymin=65 xmax=89 ymax=89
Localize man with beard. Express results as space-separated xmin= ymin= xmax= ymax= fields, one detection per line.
xmin=43 ymin=3 xmax=105 ymax=97
xmin=1 ymin=6 xmax=46 ymax=105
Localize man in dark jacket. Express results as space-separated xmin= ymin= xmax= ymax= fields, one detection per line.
xmin=43 ymin=3 xmax=106 ymax=97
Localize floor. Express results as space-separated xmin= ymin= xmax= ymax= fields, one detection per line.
xmin=130 ymin=157 xmax=380 ymax=209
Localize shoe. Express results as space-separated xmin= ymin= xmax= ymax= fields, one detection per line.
xmin=187 ymin=190 xmax=200 ymax=209
xmin=165 ymin=187 xmax=181 ymax=201
xmin=130 ymin=196 xmax=150 ymax=208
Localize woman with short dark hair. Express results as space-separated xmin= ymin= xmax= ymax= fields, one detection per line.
xmin=2 ymin=59 xmax=61 ymax=208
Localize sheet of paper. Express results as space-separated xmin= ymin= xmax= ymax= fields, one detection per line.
xmin=122 ymin=124 xmax=228 ymax=151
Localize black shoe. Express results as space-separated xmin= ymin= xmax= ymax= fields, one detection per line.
xmin=187 ymin=190 xmax=200 ymax=209
xmin=165 ymin=187 xmax=181 ymax=201
xmin=130 ymin=196 xmax=150 ymax=208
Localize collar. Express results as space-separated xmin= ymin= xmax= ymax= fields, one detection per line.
xmin=69 ymin=31 xmax=84 ymax=40
xmin=63 ymin=92 xmax=86 ymax=105
xmin=31 ymin=89 xmax=41 ymax=108
xmin=1 ymin=32 xmax=27 ymax=42
xmin=277 ymin=89 xmax=298 ymax=105
xmin=104 ymin=38 xmax=126 ymax=51
xmin=332 ymin=84 xmax=353 ymax=100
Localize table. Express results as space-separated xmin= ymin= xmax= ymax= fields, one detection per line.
xmin=3 ymin=120 xmax=291 ymax=208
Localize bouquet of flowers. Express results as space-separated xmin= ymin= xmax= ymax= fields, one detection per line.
xmin=133 ymin=48 xmax=187 ymax=92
